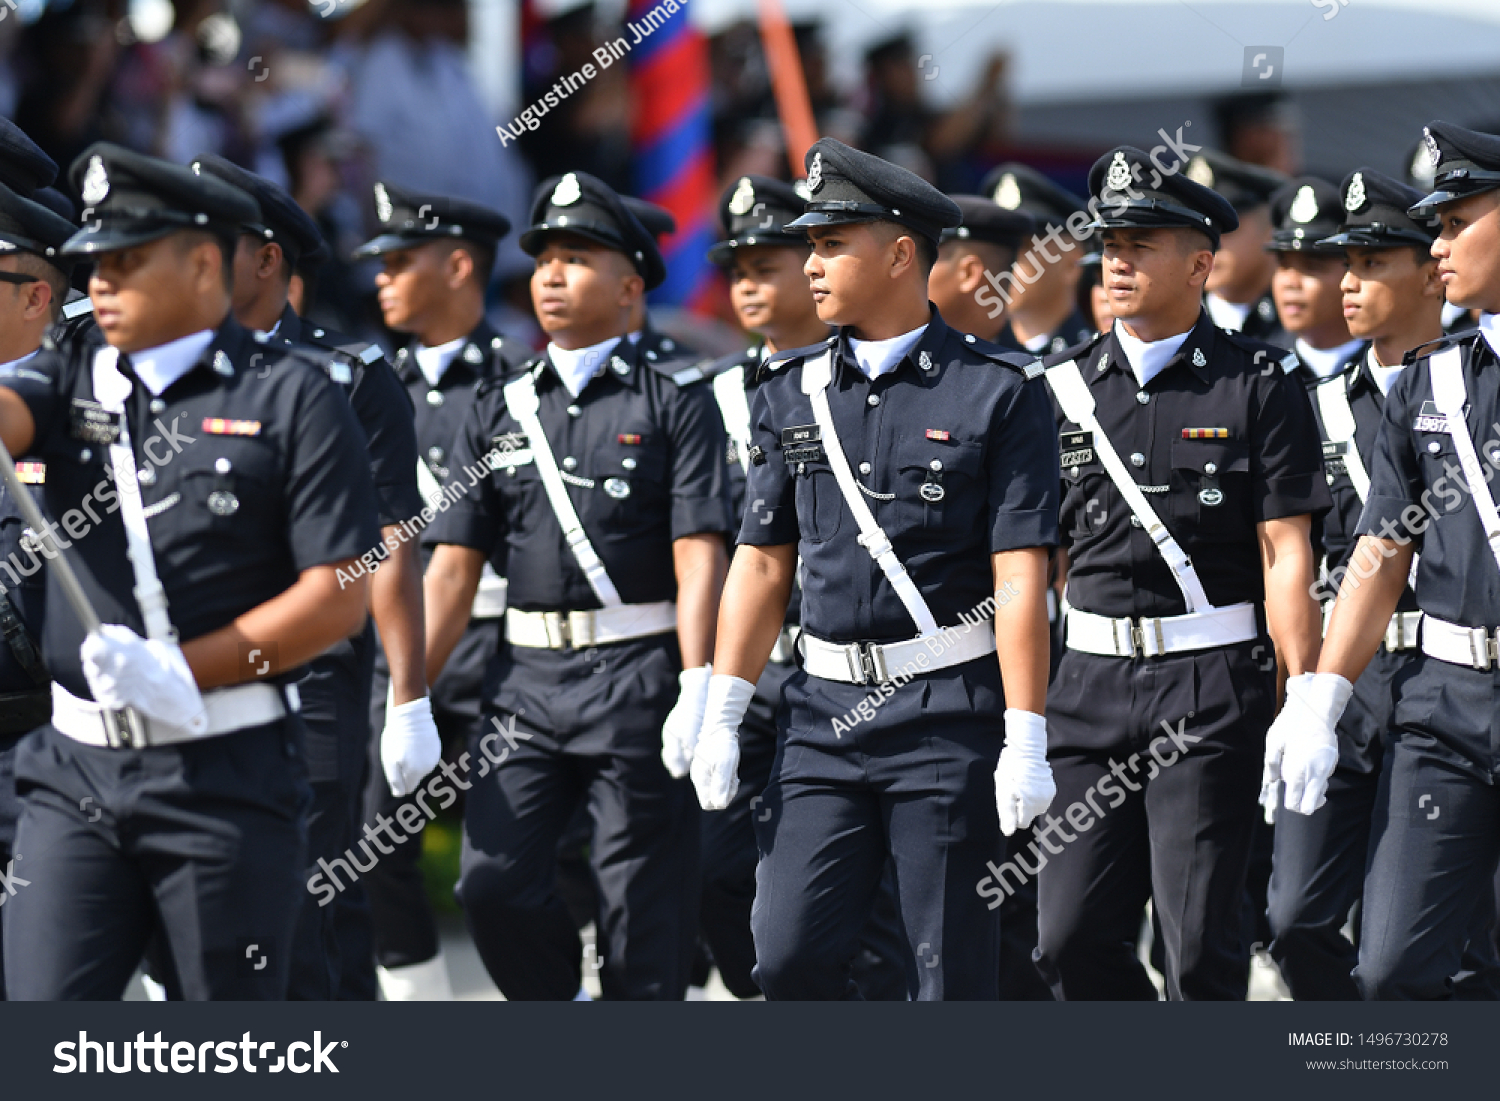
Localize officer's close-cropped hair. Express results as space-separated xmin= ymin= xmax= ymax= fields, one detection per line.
xmin=875 ymin=219 xmax=937 ymax=275
xmin=12 ymin=251 xmax=68 ymax=323
xmin=943 ymin=237 xmax=1017 ymax=281
xmin=176 ymin=227 xmax=236 ymax=288
xmin=454 ymin=238 xmax=495 ymax=289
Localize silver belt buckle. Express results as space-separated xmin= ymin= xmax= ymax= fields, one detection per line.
xmin=569 ymin=610 xmax=597 ymax=649
xmin=542 ymin=611 xmax=569 ymax=649
xmin=1139 ymin=617 xmax=1166 ymax=657
xmin=102 ymin=708 xmax=148 ymax=749
xmin=841 ymin=642 xmax=889 ymax=685
xmin=1468 ymin=627 xmax=1498 ymax=671
xmin=1113 ymin=618 xmax=1137 ymax=658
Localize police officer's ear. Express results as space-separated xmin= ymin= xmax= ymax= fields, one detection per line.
xmin=242 ymin=237 xmax=285 ymax=285
xmin=1179 ymin=229 xmax=1217 ymax=290
xmin=442 ymin=244 xmax=476 ymax=291
xmin=176 ymin=230 xmax=234 ymax=296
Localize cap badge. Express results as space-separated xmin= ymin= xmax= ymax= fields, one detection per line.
xmin=373 ymin=183 xmax=393 ymax=224
xmin=995 ymin=173 xmax=1022 ymax=210
xmin=1185 ymin=157 xmax=1214 ymax=188
xmin=1105 ymin=151 xmax=1133 ymax=193
xmin=81 ymin=156 xmax=109 ymax=205
xmin=728 ymin=177 xmax=756 ymax=216
xmin=1289 ymin=185 xmax=1319 ymax=224
xmin=552 ymin=173 xmax=582 ymax=207
xmin=1191 ymin=347 xmax=1207 ymax=367
xmin=1344 ymin=172 xmax=1366 ymax=213
xmin=806 ymin=151 xmax=824 ymax=194
xmin=1422 ymin=127 xmax=1442 ymax=172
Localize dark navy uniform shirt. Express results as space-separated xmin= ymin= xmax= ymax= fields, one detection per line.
xmin=998 ymin=306 xmax=1096 ymax=358
xmin=1240 ymin=290 xmax=1291 ymax=351
xmin=740 ymin=309 xmax=1059 ymax=645
xmin=426 ymin=335 xmax=732 ymax=610
xmin=273 ymin=304 xmax=423 ymax=528
xmin=0 ymin=391 xmax=49 ymax=733
xmin=1046 ymin=312 xmax=1329 ymax=620
xmin=0 ymin=315 xmax=379 ymax=700
xmin=1361 ymin=330 xmax=1500 ymax=628
xmin=394 ymin=320 xmax=526 ymax=564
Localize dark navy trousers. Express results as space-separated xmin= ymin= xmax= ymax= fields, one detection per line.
xmin=750 ymin=659 xmax=1006 ymax=1001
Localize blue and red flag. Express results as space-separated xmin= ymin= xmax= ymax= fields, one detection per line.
xmin=628 ymin=0 xmax=717 ymax=312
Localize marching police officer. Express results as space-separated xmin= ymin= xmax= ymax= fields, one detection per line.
xmin=1187 ymin=149 xmax=1290 ymax=348
xmin=693 ymin=139 xmax=1059 ymax=1001
xmin=189 ymin=153 xmax=432 ymax=1001
xmin=927 ymin=195 xmax=1034 ymax=345
xmin=351 ymin=182 xmax=522 ymax=999
xmin=1268 ymin=123 xmax=1500 ymax=999
xmin=1264 ymin=168 xmax=1444 ymax=999
xmin=689 ymin=173 xmax=911 ymax=1000
xmin=977 ymin=163 xmax=1095 ymax=355
xmin=1269 ymin=177 xmax=1365 ymax=385
xmin=0 ymin=144 xmax=378 ymax=999
xmin=423 ymin=170 xmax=730 ymax=1000
xmin=0 ymin=180 xmax=76 ymax=999
xmin=1034 ymin=146 xmax=1328 ymax=1000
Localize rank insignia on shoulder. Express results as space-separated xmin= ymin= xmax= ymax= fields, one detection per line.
xmin=1281 ymin=352 xmax=1300 ymax=374
xmin=618 ymin=433 xmax=642 ymax=445
xmin=202 ymin=418 xmax=262 ymax=436
xmin=327 ymin=362 xmax=353 ymax=385
xmin=672 ymin=365 xmax=705 ymax=386
xmin=1024 ymin=359 xmax=1045 ymax=379
xmin=14 ymin=461 xmax=44 ymax=484
xmin=748 ymin=444 xmax=767 ymax=466
xmin=359 ymin=345 xmax=384 ymax=365
xmin=925 ymin=429 xmax=950 ymax=441
xmin=1181 ymin=427 xmax=1228 ymax=439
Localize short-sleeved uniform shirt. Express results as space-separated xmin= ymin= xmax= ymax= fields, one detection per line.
xmin=1047 ymin=313 xmax=1329 ymax=620
xmin=425 ymin=335 xmax=732 ymax=610
xmin=1360 ymin=331 xmax=1500 ymax=628
xmin=273 ymin=304 xmax=423 ymax=529
xmin=739 ymin=310 xmax=1060 ymax=645
xmin=0 ymin=315 xmax=379 ymax=700
xmin=393 ymin=320 xmax=527 ymax=566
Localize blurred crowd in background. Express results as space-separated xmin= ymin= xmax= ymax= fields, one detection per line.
xmin=0 ymin=0 xmax=1319 ymax=349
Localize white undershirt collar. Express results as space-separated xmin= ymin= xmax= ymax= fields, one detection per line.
xmin=1294 ymin=337 xmax=1365 ymax=382
xmin=130 ymin=329 xmax=215 ymax=397
xmin=1112 ymin=320 xmax=1192 ymax=389
xmin=1479 ymin=312 xmax=1500 ymax=361
xmin=0 ymin=349 xmax=39 ymax=374
xmin=848 ymin=323 xmax=928 ymax=380
xmin=549 ymin=336 xmax=621 ymax=398
xmin=1365 ymin=346 xmax=1404 ymax=398
xmin=414 ymin=334 xmax=467 ymax=388
xmin=1204 ymin=293 xmax=1252 ymax=332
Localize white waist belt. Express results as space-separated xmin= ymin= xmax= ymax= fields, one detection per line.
xmin=471 ymin=566 xmax=508 ymax=620
xmin=506 ymin=601 xmax=677 ymax=649
xmin=1066 ymin=602 xmax=1258 ymax=658
xmin=1421 ymin=614 xmax=1500 ymax=671
xmin=1325 ymin=604 xmax=1422 ymax=652
xmin=799 ymin=622 xmax=996 ymax=686
xmin=51 ymin=681 xmax=293 ymax=749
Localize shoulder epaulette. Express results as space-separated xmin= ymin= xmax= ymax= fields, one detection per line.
xmin=963 ymin=333 xmax=1046 ymax=379
xmin=1403 ymin=331 xmax=1470 ymax=367
xmin=762 ymin=334 xmax=837 ymax=377
xmin=1041 ymin=328 xmax=1106 ymax=370
xmin=62 ymin=297 xmax=93 ymax=320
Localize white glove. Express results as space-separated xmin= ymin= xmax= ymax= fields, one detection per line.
xmin=690 ymin=674 xmax=755 ymax=810
xmin=661 ymin=664 xmax=713 ymax=778
xmin=994 ymin=709 xmax=1056 ymax=837
xmin=81 ymin=625 xmax=205 ymax=730
xmin=382 ymin=696 xmax=443 ymax=797
xmin=1266 ymin=672 xmax=1352 ymax=817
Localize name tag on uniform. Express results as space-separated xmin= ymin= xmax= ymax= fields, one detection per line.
xmin=1414 ymin=400 xmax=1464 ymax=434
xmin=69 ymin=399 xmax=119 ymax=443
xmin=781 ymin=423 xmax=824 ymax=463
xmin=491 ymin=432 xmax=532 ymax=466
xmin=1059 ymin=430 xmax=1094 ymax=468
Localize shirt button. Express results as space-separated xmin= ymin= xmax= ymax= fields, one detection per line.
xmin=1204 ymin=462 xmax=1217 ymax=475
xmin=137 ymin=466 xmax=155 ymax=485
xmin=964 ymin=334 xmax=976 ymax=344
xmin=1427 ymin=441 xmax=1441 ymax=453
xmin=149 ymin=398 xmax=167 ymax=415
xmin=567 ymin=405 xmax=582 ymax=417
xmin=1136 ymin=391 xmax=1150 ymax=405
xmin=1070 ymin=465 xmax=1080 ymax=477
xmin=562 ymin=456 xmax=577 ymax=471
xmin=214 ymin=457 xmax=232 ymax=474
xmin=867 ymin=394 xmax=881 ymax=407
xmin=428 ymin=446 xmax=445 ymax=464
xmin=426 ymin=390 xmax=444 ymax=406
xmin=929 ymin=459 xmax=943 ymax=471
xmin=1326 ymin=472 xmax=1336 ymax=485
xmin=858 ymin=461 xmax=872 ymax=474
xmin=1130 ymin=452 xmax=1145 ymax=467
xmin=622 ymin=457 xmax=637 ymax=471
xmin=79 ymin=448 xmax=91 ymax=463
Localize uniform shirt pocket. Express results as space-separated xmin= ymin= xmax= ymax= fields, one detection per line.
xmin=1170 ymin=437 xmax=1250 ymax=539
xmin=170 ymin=440 xmax=279 ymax=538
xmin=895 ymin=436 xmax=983 ymax=537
